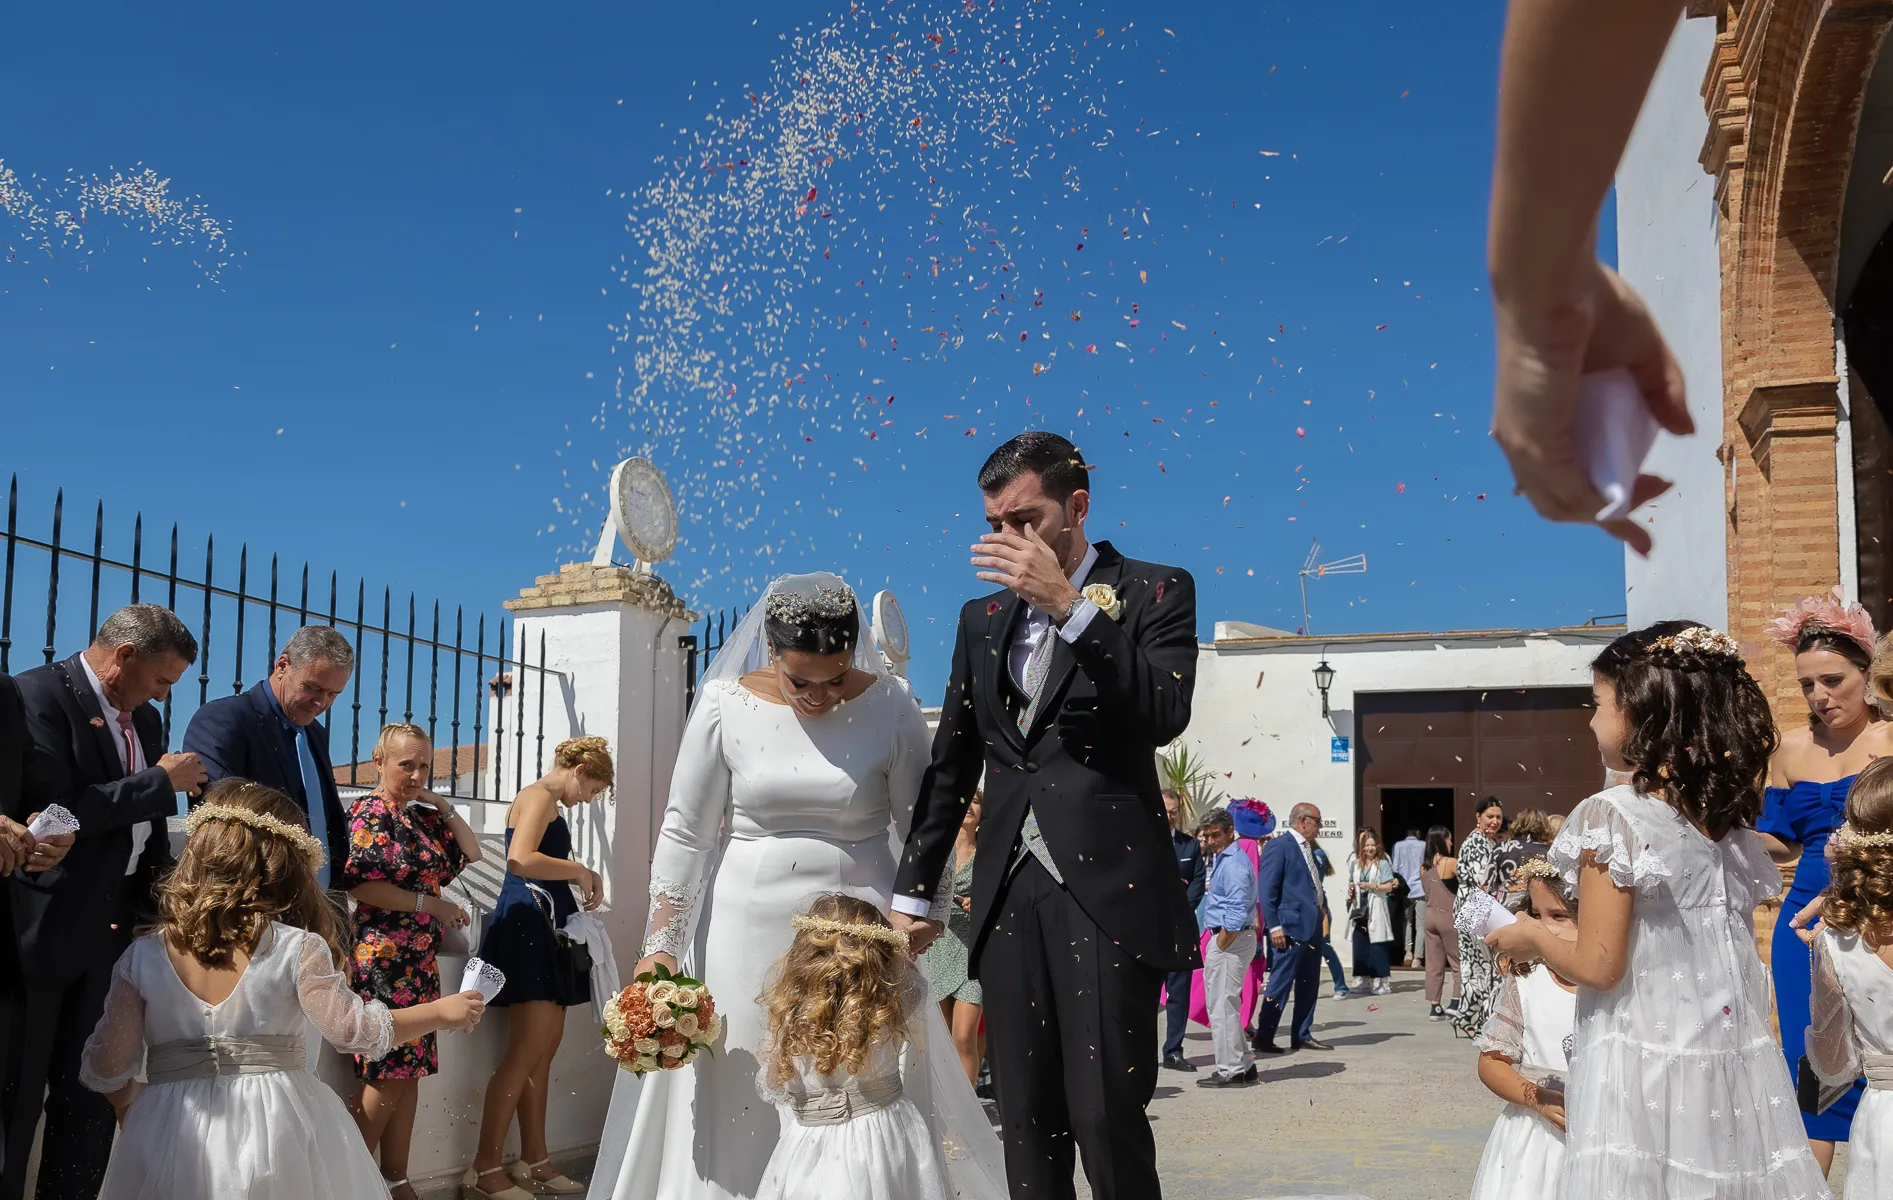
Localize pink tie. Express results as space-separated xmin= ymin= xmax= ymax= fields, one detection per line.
xmin=114 ymin=710 xmax=136 ymax=772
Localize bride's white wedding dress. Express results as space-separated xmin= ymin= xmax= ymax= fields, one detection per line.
xmin=587 ymin=671 xmax=1007 ymax=1200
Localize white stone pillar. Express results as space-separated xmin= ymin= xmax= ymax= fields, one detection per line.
xmin=497 ymin=563 xmax=696 ymax=967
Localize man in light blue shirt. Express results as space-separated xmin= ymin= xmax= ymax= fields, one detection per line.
xmin=1195 ymin=807 xmax=1258 ymax=1088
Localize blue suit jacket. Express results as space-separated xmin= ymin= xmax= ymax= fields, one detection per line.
xmin=182 ymin=681 xmax=350 ymax=871
xmin=1258 ymin=833 xmax=1323 ymax=944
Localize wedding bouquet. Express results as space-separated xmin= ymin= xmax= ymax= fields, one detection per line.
xmin=601 ymin=963 xmax=721 ymax=1075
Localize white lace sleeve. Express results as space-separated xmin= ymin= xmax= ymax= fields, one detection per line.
xmin=1549 ymin=791 xmax=1667 ymax=893
xmin=644 ymin=683 xmax=733 ymax=960
xmin=1807 ymin=930 xmax=1861 ymax=1088
xmin=295 ymin=930 xmax=394 ymax=1060
xmin=79 ymin=946 xmax=146 ymax=1093
xmin=1474 ymin=973 xmax=1526 ymax=1062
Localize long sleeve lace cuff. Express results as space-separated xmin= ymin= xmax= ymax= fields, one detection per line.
xmin=642 ymin=872 xmax=702 ymax=960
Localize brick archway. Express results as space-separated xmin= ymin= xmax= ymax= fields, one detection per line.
xmin=1703 ymin=0 xmax=1893 ymax=715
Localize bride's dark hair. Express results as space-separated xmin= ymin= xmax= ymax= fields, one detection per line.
xmin=763 ymin=585 xmax=860 ymax=658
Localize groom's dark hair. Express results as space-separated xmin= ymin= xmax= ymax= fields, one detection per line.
xmin=979 ymin=431 xmax=1089 ymax=502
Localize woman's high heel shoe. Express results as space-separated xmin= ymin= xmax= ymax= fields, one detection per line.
xmin=508 ymin=1159 xmax=585 ymax=1195
xmin=461 ymin=1166 xmax=534 ymax=1200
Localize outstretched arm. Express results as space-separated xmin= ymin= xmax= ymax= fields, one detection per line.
xmin=1487 ymin=0 xmax=1692 ymax=551
xmin=891 ymin=615 xmax=982 ymax=951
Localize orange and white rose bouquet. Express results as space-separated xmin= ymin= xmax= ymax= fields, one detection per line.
xmin=601 ymin=963 xmax=721 ymax=1075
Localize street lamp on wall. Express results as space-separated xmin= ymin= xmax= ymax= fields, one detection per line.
xmin=1313 ymin=659 xmax=1336 ymax=719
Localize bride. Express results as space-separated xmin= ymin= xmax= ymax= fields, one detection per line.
xmin=586 ymin=574 xmax=1007 ymax=1200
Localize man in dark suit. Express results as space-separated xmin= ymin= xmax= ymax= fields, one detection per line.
xmin=891 ymin=432 xmax=1199 ymax=1200
xmin=1160 ymin=788 xmax=1206 ymax=1072
xmin=4 ymin=606 xmax=205 ymax=1200
xmin=2 ymin=670 xmax=76 ymax=1187
xmin=182 ymin=625 xmax=353 ymax=884
xmin=1253 ymin=802 xmax=1335 ymax=1055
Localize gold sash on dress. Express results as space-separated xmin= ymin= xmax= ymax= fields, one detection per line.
xmin=789 ymin=1074 xmax=903 ymax=1126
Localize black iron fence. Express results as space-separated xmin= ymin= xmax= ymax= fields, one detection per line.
xmin=680 ymin=606 xmax=744 ymax=711
xmin=1 ymin=475 xmax=566 ymax=808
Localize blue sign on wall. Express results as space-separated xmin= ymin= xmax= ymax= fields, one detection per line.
xmin=1331 ymin=736 xmax=1350 ymax=763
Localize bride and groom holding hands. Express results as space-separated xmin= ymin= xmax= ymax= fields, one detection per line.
xmin=586 ymin=431 xmax=1200 ymax=1200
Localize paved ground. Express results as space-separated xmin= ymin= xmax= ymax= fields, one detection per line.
xmin=423 ymin=968 xmax=1855 ymax=1199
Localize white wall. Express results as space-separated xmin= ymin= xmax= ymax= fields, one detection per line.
xmin=1175 ymin=631 xmax=1611 ymax=914
xmin=1615 ymin=13 xmax=1728 ymax=629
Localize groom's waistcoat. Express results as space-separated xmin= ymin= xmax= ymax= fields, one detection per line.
xmin=894 ymin=541 xmax=1203 ymax=973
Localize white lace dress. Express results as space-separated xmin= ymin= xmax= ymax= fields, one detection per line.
xmin=756 ymin=974 xmax=951 ymax=1200
xmin=587 ymin=677 xmax=1005 ymax=1200
xmin=78 ymin=923 xmax=397 ymax=1200
xmin=1549 ymin=786 xmax=1829 ymax=1200
xmin=1470 ymin=965 xmax=1576 ymax=1200
xmin=1807 ymin=928 xmax=1893 ymax=1197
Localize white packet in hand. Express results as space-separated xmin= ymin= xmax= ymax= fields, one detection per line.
xmin=460 ymin=957 xmax=506 ymax=1003
xmin=1572 ymin=367 xmax=1661 ymax=523
xmin=1453 ymin=889 xmax=1517 ymax=941
xmin=27 ymin=804 xmax=79 ymax=840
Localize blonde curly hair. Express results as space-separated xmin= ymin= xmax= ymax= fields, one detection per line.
xmin=554 ymin=736 xmax=614 ymax=787
xmin=1824 ymin=757 xmax=1893 ymax=945
xmin=759 ymin=893 xmax=909 ymax=1087
xmin=159 ymin=779 xmax=346 ymax=968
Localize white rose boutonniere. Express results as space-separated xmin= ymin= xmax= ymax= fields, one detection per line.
xmin=1083 ymin=583 xmax=1124 ymax=621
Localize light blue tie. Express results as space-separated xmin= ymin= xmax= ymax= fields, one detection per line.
xmin=296 ymin=728 xmax=331 ymax=889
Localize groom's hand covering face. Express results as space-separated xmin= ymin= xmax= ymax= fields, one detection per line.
xmin=975 ymin=472 xmax=1089 ymax=613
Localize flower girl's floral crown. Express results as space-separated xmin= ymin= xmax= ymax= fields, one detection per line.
xmin=764 ymin=585 xmax=857 ymax=626
xmin=184 ymin=803 xmax=326 ymax=869
xmin=1834 ymin=823 xmax=1893 ymax=851
xmin=790 ymin=913 xmax=909 ymax=951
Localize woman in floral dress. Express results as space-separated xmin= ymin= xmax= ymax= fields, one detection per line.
xmin=342 ymin=723 xmax=481 ymax=1200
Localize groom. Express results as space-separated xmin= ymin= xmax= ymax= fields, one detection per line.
xmin=892 ymin=431 xmax=1199 ymax=1200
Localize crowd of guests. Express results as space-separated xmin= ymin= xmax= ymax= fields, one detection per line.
xmin=0 ymin=602 xmax=615 ymax=1200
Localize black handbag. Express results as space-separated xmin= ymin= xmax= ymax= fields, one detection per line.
xmin=526 ymin=883 xmax=594 ymax=991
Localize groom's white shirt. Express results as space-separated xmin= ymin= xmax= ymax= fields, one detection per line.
xmin=891 ymin=543 xmax=1100 ymax=920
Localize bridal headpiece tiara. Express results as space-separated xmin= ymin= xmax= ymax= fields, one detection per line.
xmin=184 ymin=803 xmax=327 ymax=869
xmin=764 ymin=584 xmax=856 ymax=626
xmin=1834 ymin=822 xmax=1893 ymax=851
xmin=790 ymin=913 xmax=910 ymax=951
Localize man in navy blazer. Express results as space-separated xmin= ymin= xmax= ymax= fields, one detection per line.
xmin=1160 ymin=789 xmax=1208 ymax=1071
xmin=182 ymin=626 xmax=354 ymax=885
xmin=1253 ymin=802 xmax=1334 ymax=1054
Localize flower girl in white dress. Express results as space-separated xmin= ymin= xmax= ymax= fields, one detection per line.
xmin=755 ymin=895 xmax=954 ymax=1200
xmin=1486 ymin=622 xmax=1832 ymax=1199
xmin=1470 ymin=858 xmax=1578 ymax=1200
xmin=1807 ymin=756 xmax=1893 ymax=1198
xmin=79 ymin=779 xmax=487 ymax=1200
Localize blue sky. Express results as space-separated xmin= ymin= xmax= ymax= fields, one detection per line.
xmin=0 ymin=0 xmax=1629 ymax=704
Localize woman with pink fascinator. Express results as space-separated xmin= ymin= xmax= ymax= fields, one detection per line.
xmin=1758 ymin=588 xmax=1893 ymax=1175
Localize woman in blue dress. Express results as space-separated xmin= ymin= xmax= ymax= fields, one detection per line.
xmin=1758 ymin=591 xmax=1890 ymax=1176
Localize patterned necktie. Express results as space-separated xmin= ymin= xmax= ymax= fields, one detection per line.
xmin=1013 ymin=623 xmax=1064 ymax=884
xmin=295 ymin=727 xmax=331 ymax=890
xmin=113 ymin=710 xmax=137 ymax=772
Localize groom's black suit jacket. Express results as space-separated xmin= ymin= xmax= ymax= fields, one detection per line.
xmin=894 ymin=540 xmax=1202 ymax=972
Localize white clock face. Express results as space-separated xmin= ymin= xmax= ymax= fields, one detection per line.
xmin=874 ymin=591 xmax=909 ymax=658
xmin=614 ymin=458 xmax=677 ymax=562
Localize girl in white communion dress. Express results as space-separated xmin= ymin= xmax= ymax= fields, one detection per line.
xmin=1469 ymin=859 xmax=1578 ymax=1200
xmin=78 ymin=779 xmax=486 ymax=1200
xmin=1807 ymin=756 xmax=1893 ymax=1199
xmin=754 ymin=895 xmax=954 ymax=1200
xmin=1485 ymin=622 xmax=1831 ymax=1200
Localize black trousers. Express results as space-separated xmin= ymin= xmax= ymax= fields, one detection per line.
xmin=980 ymin=857 xmax=1164 ymax=1200
xmin=1 ymin=949 xmax=121 ymax=1200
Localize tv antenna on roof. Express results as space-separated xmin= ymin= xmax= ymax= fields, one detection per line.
xmin=1298 ymin=539 xmax=1367 ymax=635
